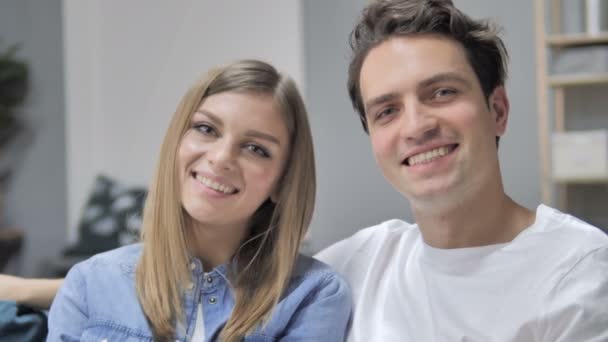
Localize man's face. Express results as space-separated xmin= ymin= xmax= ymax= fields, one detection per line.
xmin=359 ymin=35 xmax=509 ymax=209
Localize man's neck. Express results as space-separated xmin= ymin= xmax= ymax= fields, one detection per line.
xmin=412 ymin=185 xmax=535 ymax=249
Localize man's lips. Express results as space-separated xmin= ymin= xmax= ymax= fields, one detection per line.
xmin=402 ymin=143 xmax=459 ymax=166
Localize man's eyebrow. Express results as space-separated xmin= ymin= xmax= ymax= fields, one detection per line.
xmin=418 ymin=72 xmax=473 ymax=90
xmin=364 ymin=72 xmax=472 ymax=114
xmin=364 ymin=93 xmax=400 ymax=114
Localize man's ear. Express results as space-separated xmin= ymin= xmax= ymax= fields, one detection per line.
xmin=490 ymin=86 xmax=509 ymax=137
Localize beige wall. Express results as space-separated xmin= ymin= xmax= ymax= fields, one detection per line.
xmin=62 ymin=0 xmax=306 ymax=239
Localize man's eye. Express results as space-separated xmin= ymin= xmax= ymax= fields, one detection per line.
xmin=433 ymin=88 xmax=457 ymax=99
xmin=245 ymin=144 xmax=271 ymax=158
xmin=376 ymin=107 xmax=398 ymax=120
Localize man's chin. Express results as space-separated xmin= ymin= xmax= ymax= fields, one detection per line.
xmin=404 ymin=185 xmax=460 ymax=208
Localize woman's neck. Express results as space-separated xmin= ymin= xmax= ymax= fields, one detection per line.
xmin=187 ymin=219 xmax=250 ymax=270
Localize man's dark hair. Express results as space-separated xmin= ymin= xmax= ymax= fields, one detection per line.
xmin=347 ymin=0 xmax=508 ymax=136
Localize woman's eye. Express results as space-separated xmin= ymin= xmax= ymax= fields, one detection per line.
xmin=193 ymin=123 xmax=216 ymax=136
xmin=245 ymin=144 xmax=271 ymax=158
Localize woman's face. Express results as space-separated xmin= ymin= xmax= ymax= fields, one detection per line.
xmin=177 ymin=91 xmax=290 ymax=231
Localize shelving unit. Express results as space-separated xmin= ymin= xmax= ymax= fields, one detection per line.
xmin=547 ymin=33 xmax=608 ymax=47
xmin=535 ymin=0 xmax=608 ymax=213
xmin=554 ymin=176 xmax=608 ymax=184
xmin=549 ymin=74 xmax=608 ymax=86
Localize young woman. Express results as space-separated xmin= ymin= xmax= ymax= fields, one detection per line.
xmin=46 ymin=60 xmax=351 ymax=341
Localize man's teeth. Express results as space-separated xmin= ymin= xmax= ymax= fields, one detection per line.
xmin=408 ymin=146 xmax=452 ymax=166
xmin=195 ymin=174 xmax=235 ymax=194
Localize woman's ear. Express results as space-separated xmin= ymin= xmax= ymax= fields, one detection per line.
xmin=270 ymin=177 xmax=285 ymax=204
xmin=270 ymin=190 xmax=279 ymax=204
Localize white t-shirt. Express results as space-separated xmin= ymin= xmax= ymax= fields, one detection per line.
xmin=316 ymin=205 xmax=608 ymax=342
xmin=190 ymin=303 xmax=205 ymax=341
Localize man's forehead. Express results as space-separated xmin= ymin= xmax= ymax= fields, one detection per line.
xmin=359 ymin=36 xmax=475 ymax=98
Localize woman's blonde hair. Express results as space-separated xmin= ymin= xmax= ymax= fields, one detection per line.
xmin=135 ymin=60 xmax=316 ymax=341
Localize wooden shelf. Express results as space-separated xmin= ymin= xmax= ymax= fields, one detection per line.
xmin=554 ymin=176 xmax=608 ymax=184
xmin=536 ymin=0 xmax=608 ymax=211
xmin=549 ymin=73 xmax=608 ymax=87
xmin=547 ymin=33 xmax=608 ymax=47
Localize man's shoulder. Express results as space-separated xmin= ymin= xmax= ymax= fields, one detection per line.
xmin=533 ymin=205 xmax=608 ymax=252
xmin=315 ymin=219 xmax=418 ymax=271
xmin=519 ymin=205 xmax=608 ymax=285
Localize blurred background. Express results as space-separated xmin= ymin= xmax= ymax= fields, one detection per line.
xmin=0 ymin=0 xmax=605 ymax=277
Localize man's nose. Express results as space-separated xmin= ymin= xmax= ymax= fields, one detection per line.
xmin=399 ymin=102 xmax=440 ymax=144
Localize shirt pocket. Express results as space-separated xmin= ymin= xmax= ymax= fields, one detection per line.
xmin=80 ymin=320 xmax=153 ymax=342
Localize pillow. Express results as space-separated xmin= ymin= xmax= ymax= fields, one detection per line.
xmin=63 ymin=175 xmax=146 ymax=256
xmin=0 ymin=301 xmax=47 ymax=342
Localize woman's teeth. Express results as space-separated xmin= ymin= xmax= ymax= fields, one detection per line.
xmin=195 ymin=174 xmax=236 ymax=194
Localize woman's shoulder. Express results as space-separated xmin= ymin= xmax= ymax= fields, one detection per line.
xmin=61 ymin=243 xmax=144 ymax=314
xmin=262 ymin=254 xmax=352 ymax=339
xmin=64 ymin=244 xmax=143 ymax=292
xmin=49 ymin=244 xmax=151 ymax=340
xmin=291 ymin=253 xmax=340 ymax=280
xmin=74 ymin=243 xmax=142 ymax=274
xmin=286 ymin=254 xmax=351 ymax=301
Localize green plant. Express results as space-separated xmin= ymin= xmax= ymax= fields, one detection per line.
xmin=0 ymin=43 xmax=28 ymax=151
xmin=0 ymin=42 xmax=29 ymax=188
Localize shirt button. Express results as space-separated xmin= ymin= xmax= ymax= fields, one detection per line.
xmin=206 ymin=276 xmax=213 ymax=283
xmin=208 ymin=296 xmax=217 ymax=304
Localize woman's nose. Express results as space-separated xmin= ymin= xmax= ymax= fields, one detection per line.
xmin=207 ymin=141 xmax=236 ymax=172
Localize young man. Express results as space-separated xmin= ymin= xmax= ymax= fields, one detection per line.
xmin=316 ymin=0 xmax=608 ymax=341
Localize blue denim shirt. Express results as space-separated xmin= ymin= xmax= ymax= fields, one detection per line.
xmin=47 ymin=244 xmax=351 ymax=341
